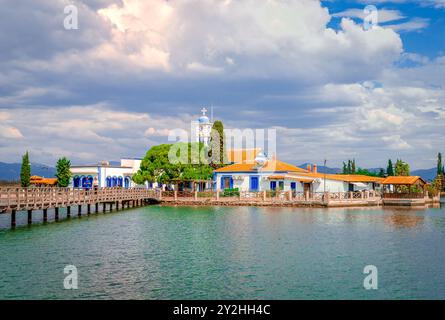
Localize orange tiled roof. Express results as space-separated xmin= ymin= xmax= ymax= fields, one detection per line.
xmin=290 ymin=172 xmax=385 ymax=183
xmin=381 ymin=176 xmax=426 ymax=185
xmin=30 ymin=176 xmax=58 ymax=185
xmin=215 ymin=160 xmax=308 ymax=173
xmin=226 ymin=148 xmax=261 ymax=163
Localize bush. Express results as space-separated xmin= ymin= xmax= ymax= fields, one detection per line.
xmin=223 ymin=188 xmax=239 ymax=197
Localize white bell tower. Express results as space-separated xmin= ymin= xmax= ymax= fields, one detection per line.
xmin=193 ymin=107 xmax=213 ymax=147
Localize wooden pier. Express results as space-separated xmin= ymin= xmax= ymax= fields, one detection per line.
xmin=0 ymin=187 xmax=158 ymax=228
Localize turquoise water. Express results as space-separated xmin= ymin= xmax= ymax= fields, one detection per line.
xmin=0 ymin=203 xmax=445 ymax=299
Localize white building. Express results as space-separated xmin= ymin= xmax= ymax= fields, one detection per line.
xmin=213 ymin=153 xmax=383 ymax=193
xmin=70 ymin=158 xmax=142 ymax=189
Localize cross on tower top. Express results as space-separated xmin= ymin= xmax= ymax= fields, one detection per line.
xmin=201 ymin=107 xmax=208 ymax=116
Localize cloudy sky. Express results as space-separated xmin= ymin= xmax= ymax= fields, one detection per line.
xmin=0 ymin=0 xmax=444 ymax=169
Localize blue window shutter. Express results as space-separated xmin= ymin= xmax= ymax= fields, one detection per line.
xmin=291 ymin=182 xmax=296 ymax=191
xmin=270 ymin=181 xmax=276 ymax=190
xmin=230 ymin=177 xmax=233 ymax=189
xmin=220 ymin=176 xmax=224 ymax=189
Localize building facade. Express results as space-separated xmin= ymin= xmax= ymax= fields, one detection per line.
xmin=70 ymin=158 xmax=142 ymax=189
xmin=213 ymin=155 xmax=384 ymax=193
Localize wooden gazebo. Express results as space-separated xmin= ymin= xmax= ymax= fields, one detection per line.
xmin=381 ymin=176 xmax=426 ymax=198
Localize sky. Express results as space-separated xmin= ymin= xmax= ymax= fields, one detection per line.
xmin=0 ymin=0 xmax=444 ymax=169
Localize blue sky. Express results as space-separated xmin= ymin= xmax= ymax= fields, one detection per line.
xmin=0 ymin=0 xmax=444 ymax=169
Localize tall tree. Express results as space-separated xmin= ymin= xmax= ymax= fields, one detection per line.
xmin=386 ymin=159 xmax=394 ymax=176
xmin=351 ymin=159 xmax=356 ymax=174
xmin=342 ymin=162 xmax=347 ymax=174
xmin=347 ymin=160 xmax=352 ymax=174
xmin=209 ymin=120 xmax=225 ymax=168
xmin=56 ymin=157 xmax=71 ymax=187
xmin=437 ymin=152 xmax=443 ymax=176
xmin=20 ymin=151 xmax=31 ymax=187
xmin=395 ymin=159 xmax=410 ymax=176
xmin=378 ymin=168 xmax=385 ymax=177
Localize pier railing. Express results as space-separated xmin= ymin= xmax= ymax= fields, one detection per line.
xmin=159 ymin=190 xmax=382 ymax=204
xmin=0 ymin=187 xmax=157 ymax=212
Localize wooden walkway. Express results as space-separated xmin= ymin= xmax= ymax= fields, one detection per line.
xmin=0 ymin=187 xmax=158 ymax=228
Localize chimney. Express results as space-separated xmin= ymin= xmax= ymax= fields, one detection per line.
xmin=313 ymin=164 xmax=317 ymax=173
xmin=307 ymin=164 xmax=311 ymax=172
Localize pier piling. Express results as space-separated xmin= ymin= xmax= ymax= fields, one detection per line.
xmin=78 ymin=205 xmax=82 ymax=217
xmin=67 ymin=206 xmax=71 ymax=218
xmin=43 ymin=209 xmax=48 ymax=222
xmin=27 ymin=210 xmax=32 ymax=225
xmin=87 ymin=204 xmax=91 ymax=215
xmin=11 ymin=210 xmax=16 ymax=229
xmin=95 ymin=203 xmax=99 ymax=213
xmin=55 ymin=207 xmax=59 ymax=221
xmin=103 ymin=203 xmax=106 ymax=213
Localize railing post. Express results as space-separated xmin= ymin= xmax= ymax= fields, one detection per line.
xmin=288 ymin=190 xmax=292 ymax=201
xmin=305 ymin=190 xmax=309 ymax=201
xmin=194 ymin=191 xmax=198 ymax=201
xmin=349 ymin=191 xmax=353 ymax=200
xmin=263 ymin=190 xmax=266 ymax=202
xmin=174 ymin=191 xmax=178 ymax=201
xmin=216 ymin=189 xmax=220 ymax=201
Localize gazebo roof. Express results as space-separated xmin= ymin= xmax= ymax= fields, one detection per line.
xmin=381 ymin=176 xmax=426 ymax=185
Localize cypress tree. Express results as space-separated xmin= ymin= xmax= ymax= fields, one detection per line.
xmin=387 ymin=159 xmax=394 ymax=176
xmin=209 ymin=120 xmax=225 ymax=168
xmin=437 ymin=152 xmax=443 ymax=175
xmin=56 ymin=157 xmax=71 ymax=187
xmin=20 ymin=151 xmax=31 ymax=187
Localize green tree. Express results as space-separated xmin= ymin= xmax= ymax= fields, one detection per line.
xmin=437 ymin=152 xmax=443 ymax=176
xmin=133 ymin=143 xmax=214 ymax=185
xmin=342 ymin=162 xmax=347 ymax=174
xmin=386 ymin=159 xmax=394 ymax=176
xmin=351 ymin=159 xmax=356 ymax=174
xmin=55 ymin=157 xmax=71 ymax=187
xmin=209 ymin=120 xmax=226 ymax=168
xmin=378 ymin=168 xmax=385 ymax=177
xmin=395 ymin=159 xmax=410 ymax=176
xmin=347 ymin=160 xmax=352 ymax=174
xmin=20 ymin=151 xmax=31 ymax=187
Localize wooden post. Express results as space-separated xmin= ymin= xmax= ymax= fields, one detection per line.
xmin=194 ymin=191 xmax=198 ymax=201
xmin=87 ymin=204 xmax=91 ymax=215
xmin=43 ymin=208 xmax=48 ymax=222
xmin=27 ymin=210 xmax=32 ymax=225
xmin=11 ymin=210 xmax=16 ymax=229
xmin=288 ymin=190 xmax=292 ymax=201
xmin=103 ymin=203 xmax=106 ymax=213
xmin=216 ymin=189 xmax=220 ymax=201
xmin=305 ymin=191 xmax=309 ymax=201
xmin=55 ymin=207 xmax=59 ymax=221
xmin=78 ymin=205 xmax=82 ymax=217
xmin=159 ymin=190 xmax=162 ymax=200
xmin=263 ymin=190 xmax=266 ymax=202
xmin=67 ymin=206 xmax=71 ymax=218
xmin=174 ymin=191 xmax=178 ymax=201
xmin=95 ymin=203 xmax=99 ymax=213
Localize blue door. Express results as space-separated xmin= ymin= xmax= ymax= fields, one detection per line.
xmin=270 ymin=181 xmax=277 ymax=190
xmin=250 ymin=176 xmax=259 ymax=191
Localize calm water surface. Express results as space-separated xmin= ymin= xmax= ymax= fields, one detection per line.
xmin=0 ymin=203 xmax=445 ymax=299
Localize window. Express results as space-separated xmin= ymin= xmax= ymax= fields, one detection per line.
xmin=291 ymin=182 xmax=296 ymax=191
xmin=270 ymin=181 xmax=277 ymax=190
xmin=278 ymin=181 xmax=284 ymax=190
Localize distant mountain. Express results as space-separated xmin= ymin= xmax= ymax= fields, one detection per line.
xmin=411 ymin=168 xmax=437 ymax=182
xmin=0 ymin=162 xmax=55 ymax=181
xmin=298 ymin=163 xmax=341 ymax=174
